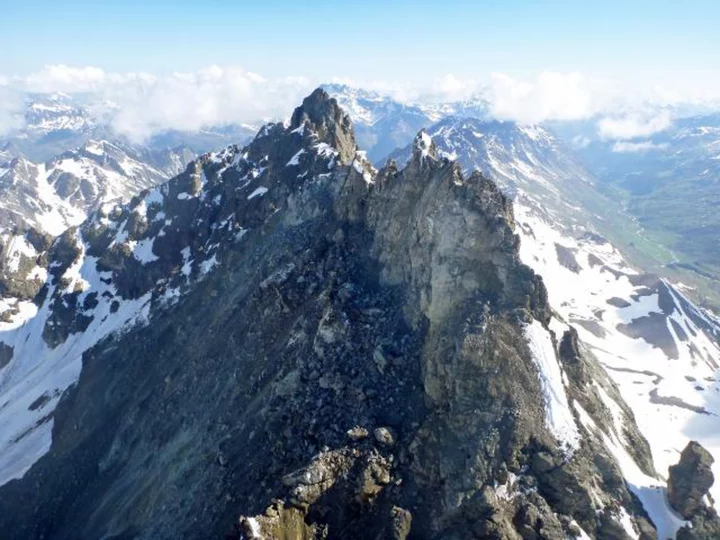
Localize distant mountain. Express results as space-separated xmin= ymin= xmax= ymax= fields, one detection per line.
xmin=23 ymin=92 xmax=97 ymax=135
xmin=146 ymin=124 xmax=257 ymax=156
xmin=3 ymin=93 xmax=107 ymax=162
xmin=419 ymin=95 xmax=490 ymax=123
xmin=323 ymin=83 xmax=489 ymax=162
xmin=322 ymin=83 xmax=434 ymax=162
xmin=1 ymin=93 xmax=256 ymax=162
xmin=0 ymin=140 xmax=194 ymax=235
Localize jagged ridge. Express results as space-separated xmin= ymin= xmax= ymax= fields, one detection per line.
xmin=0 ymin=89 xmax=706 ymax=540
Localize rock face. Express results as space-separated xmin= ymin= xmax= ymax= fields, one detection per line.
xmin=669 ymin=441 xmax=715 ymax=519
xmin=671 ymin=442 xmax=720 ymax=540
xmin=0 ymin=90 xmax=663 ymax=539
xmin=384 ymin=112 xmax=720 ymax=521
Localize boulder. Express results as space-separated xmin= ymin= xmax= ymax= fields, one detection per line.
xmin=668 ymin=441 xmax=715 ymax=519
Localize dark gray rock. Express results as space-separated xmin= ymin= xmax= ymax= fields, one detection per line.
xmin=668 ymin=441 xmax=715 ymax=519
xmin=0 ymin=341 xmax=12 ymax=369
xmin=555 ymin=243 xmax=581 ymax=273
xmin=677 ymin=506 xmax=720 ymax=539
xmin=290 ymin=88 xmax=357 ymax=165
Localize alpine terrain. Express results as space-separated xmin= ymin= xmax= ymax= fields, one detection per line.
xmin=1 ymin=89 xmax=719 ymax=540
xmin=1 ymin=92 xmax=256 ymax=163
xmin=323 ymin=84 xmax=489 ymax=162
xmin=549 ymin=114 xmax=720 ymax=312
xmin=0 ymin=140 xmax=195 ymax=235
xmin=388 ymin=116 xmax=720 ymax=521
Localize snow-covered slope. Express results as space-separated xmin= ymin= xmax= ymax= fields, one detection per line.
xmin=516 ymin=202 xmax=720 ymax=507
xmin=389 ymin=118 xmax=720 ymax=512
xmin=24 ymin=93 xmax=96 ymax=135
xmin=0 ymin=140 xmax=194 ymax=235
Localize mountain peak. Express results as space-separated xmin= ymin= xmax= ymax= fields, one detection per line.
xmin=290 ymin=88 xmax=356 ymax=164
xmin=411 ymin=129 xmax=438 ymax=162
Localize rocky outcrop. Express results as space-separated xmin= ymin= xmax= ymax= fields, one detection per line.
xmin=0 ymin=89 xmax=665 ymax=540
xmin=290 ymin=88 xmax=357 ymax=164
xmin=669 ymin=441 xmax=715 ymax=519
xmin=677 ymin=507 xmax=720 ymax=540
xmin=668 ymin=441 xmax=720 ymax=540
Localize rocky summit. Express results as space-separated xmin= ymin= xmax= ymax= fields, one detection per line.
xmin=0 ymin=89 xmax=718 ymax=539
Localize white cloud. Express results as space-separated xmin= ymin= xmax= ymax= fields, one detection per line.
xmin=4 ymin=64 xmax=314 ymax=142
xmin=598 ymin=111 xmax=672 ymax=140
xmin=611 ymin=140 xmax=669 ymax=153
xmin=101 ymin=66 xmax=312 ymax=141
xmin=0 ymin=64 xmax=718 ymax=142
xmin=0 ymin=85 xmax=25 ymax=136
xmin=487 ymin=72 xmax=601 ymax=124
xmin=571 ymin=135 xmax=591 ymax=149
xmin=430 ymin=74 xmax=483 ymax=102
xmin=24 ymin=65 xmax=110 ymax=93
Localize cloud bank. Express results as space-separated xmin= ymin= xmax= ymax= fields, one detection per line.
xmin=611 ymin=140 xmax=669 ymax=153
xmin=598 ymin=111 xmax=672 ymax=140
xmin=1 ymin=64 xmax=717 ymax=141
xmin=488 ymin=72 xmax=602 ymax=124
xmin=0 ymin=83 xmax=26 ymax=136
xmin=3 ymin=64 xmax=315 ymax=141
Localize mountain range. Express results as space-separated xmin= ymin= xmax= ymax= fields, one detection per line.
xmin=322 ymin=83 xmax=489 ymax=162
xmin=0 ymin=140 xmax=194 ymax=235
xmin=1 ymin=93 xmax=256 ymax=163
xmin=0 ymin=88 xmax=719 ymax=539
xmin=324 ymin=84 xmax=720 ymax=314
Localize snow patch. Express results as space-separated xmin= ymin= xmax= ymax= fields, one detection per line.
xmin=180 ymin=246 xmax=193 ymax=278
xmin=143 ymin=188 xmax=164 ymax=207
xmin=133 ymin=237 xmax=159 ymax=264
xmin=524 ymin=319 xmax=580 ymax=452
xmin=574 ymin=401 xmax=688 ymax=539
xmin=199 ymin=255 xmax=218 ymax=275
xmin=3 ymin=235 xmax=37 ymax=273
xmin=248 ymin=187 xmax=268 ymax=200
xmin=246 ymin=517 xmax=262 ymax=539
xmin=286 ymin=149 xmax=306 ymax=167
xmin=416 ymin=131 xmax=434 ymax=159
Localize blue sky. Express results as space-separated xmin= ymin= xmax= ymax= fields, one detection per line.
xmin=3 ymin=0 xmax=720 ymax=83
xmin=1 ymin=0 xmax=719 ymax=139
